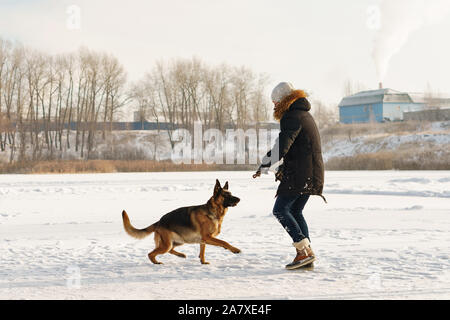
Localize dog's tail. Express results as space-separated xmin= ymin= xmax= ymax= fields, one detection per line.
xmin=122 ymin=210 xmax=156 ymax=239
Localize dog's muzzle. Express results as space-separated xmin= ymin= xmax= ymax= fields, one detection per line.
xmin=228 ymin=197 xmax=240 ymax=207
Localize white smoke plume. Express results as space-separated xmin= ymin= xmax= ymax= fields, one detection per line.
xmin=372 ymin=0 xmax=450 ymax=82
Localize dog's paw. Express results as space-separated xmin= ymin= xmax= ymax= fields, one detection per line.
xmin=230 ymin=247 xmax=241 ymax=254
xmin=200 ymin=261 xmax=210 ymax=265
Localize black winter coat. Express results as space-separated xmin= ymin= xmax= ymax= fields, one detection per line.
xmin=262 ymin=92 xmax=325 ymax=199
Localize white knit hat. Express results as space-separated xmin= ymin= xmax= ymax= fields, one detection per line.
xmin=271 ymin=82 xmax=295 ymax=103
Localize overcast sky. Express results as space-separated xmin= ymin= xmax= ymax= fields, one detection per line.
xmin=1 ymin=0 xmax=450 ymax=105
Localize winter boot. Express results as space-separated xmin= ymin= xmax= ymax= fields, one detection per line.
xmin=285 ymin=238 xmax=315 ymax=270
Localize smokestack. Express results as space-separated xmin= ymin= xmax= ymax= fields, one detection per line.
xmin=379 ymin=82 xmax=383 ymax=89
xmin=372 ymin=0 xmax=450 ymax=84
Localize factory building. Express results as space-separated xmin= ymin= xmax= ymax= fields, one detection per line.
xmin=338 ymin=86 xmax=426 ymax=124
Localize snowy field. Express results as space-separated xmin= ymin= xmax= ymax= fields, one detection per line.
xmin=0 ymin=170 xmax=449 ymax=300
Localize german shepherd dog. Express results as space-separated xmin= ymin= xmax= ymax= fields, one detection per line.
xmin=122 ymin=179 xmax=241 ymax=264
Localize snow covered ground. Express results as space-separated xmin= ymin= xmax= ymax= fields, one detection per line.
xmin=0 ymin=170 xmax=449 ymax=299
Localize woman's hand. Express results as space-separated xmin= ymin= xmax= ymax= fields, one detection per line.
xmin=253 ymin=165 xmax=269 ymax=179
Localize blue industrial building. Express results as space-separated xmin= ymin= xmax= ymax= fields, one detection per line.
xmin=338 ymin=88 xmax=426 ymax=124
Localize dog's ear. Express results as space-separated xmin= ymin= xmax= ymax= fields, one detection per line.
xmin=223 ymin=181 xmax=229 ymax=190
xmin=214 ymin=179 xmax=221 ymax=195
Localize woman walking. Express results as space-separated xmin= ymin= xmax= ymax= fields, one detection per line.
xmin=253 ymin=82 xmax=325 ymax=270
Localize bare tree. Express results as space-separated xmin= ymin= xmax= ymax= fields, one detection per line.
xmin=311 ymin=100 xmax=338 ymax=130
xmin=0 ymin=38 xmax=271 ymax=164
xmin=132 ymin=58 xmax=271 ymax=135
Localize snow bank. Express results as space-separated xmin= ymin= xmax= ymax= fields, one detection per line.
xmin=323 ymin=131 xmax=450 ymax=162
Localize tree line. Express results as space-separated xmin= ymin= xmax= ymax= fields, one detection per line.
xmin=0 ymin=38 xmax=272 ymax=162
xmin=131 ymin=57 xmax=271 ymax=147
xmin=0 ymin=38 xmax=128 ymax=162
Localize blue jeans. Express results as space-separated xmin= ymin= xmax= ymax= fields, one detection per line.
xmin=272 ymin=194 xmax=310 ymax=243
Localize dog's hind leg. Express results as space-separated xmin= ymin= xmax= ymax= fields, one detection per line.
xmin=169 ymin=246 xmax=186 ymax=258
xmin=148 ymin=231 xmax=172 ymax=264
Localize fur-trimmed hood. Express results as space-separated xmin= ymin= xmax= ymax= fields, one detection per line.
xmin=273 ymin=89 xmax=309 ymax=121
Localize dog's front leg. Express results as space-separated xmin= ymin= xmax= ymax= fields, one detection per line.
xmin=201 ymin=235 xmax=241 ymax=254
xmin=199 ymin=242 xmax=209 ymax=264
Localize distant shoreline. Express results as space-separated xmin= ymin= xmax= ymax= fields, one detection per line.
xmin=0 ymin=160 xmax=255 ymax=174
xmin=0 ymin=158 xmax=448 ymax=174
